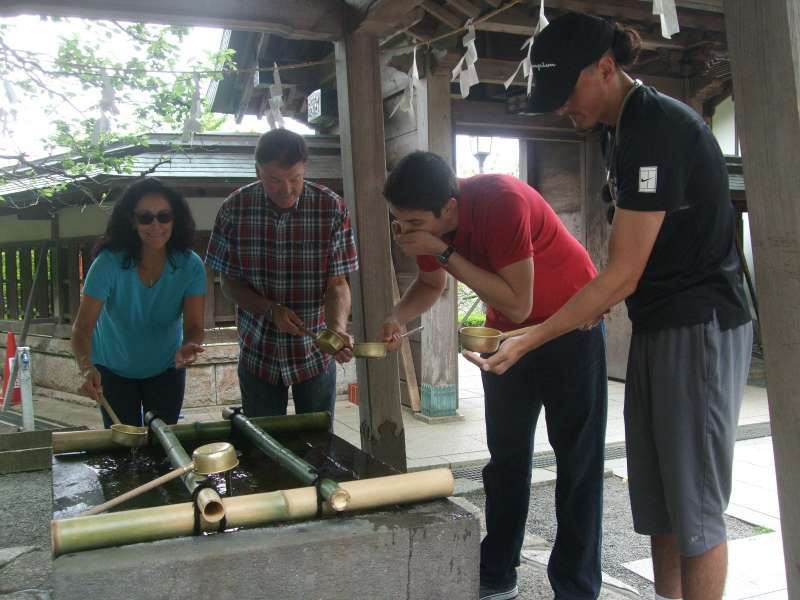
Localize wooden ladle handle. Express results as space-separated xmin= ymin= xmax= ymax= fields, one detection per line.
xmin=398 ymin=325 xmax=424 ymax=339
xmin=80 ymin=464 xmax=193 ymax=516
xmin=96 ymin=393 xmax=122 ymax=425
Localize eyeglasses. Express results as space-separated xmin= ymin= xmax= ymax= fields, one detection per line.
xmin=134 ymin=210 xmax=173 ymax=225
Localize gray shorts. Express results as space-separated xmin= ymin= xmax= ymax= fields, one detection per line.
xmin=624 ymin=315 xmax=752 ymax=556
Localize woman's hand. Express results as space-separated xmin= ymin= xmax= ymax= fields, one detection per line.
xmin=175 ymin=342 xmax=205 ymax=368
xmin=78 ymin=365 xmax=103 ymax=401
xmin=462 ymin=331 xmax=537 ymax=375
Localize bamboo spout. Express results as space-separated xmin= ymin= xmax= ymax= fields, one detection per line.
xmin=52 ymin=468 xmax=455 ymax=556
xmin=222 ymin=407 xmax=351 ymax=511
xmin=145 ymin=412 xmax=225 ymax=524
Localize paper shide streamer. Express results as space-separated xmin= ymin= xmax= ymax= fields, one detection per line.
xmin=504 ymin=0 xmax=548 ymax=94
xmin=451 ymin=23 xmax=480 ymax=99
xmin=389 ymin=45 xmax=420 ymax=120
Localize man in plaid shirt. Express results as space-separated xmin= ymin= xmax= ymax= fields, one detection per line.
xmin=206 ymin=128 xmax=358 ymax=418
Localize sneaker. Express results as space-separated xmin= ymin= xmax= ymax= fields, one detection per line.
xmin=479 ymin=583 xmax=519 ymax=600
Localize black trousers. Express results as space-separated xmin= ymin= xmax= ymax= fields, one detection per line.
xmin=96 ymin=364 xmax=186 ymax=428
xmin=479 ymin=325 xmax=607 ymax=599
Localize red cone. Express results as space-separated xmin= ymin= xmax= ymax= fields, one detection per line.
xmin=2 ymin=331 xmax=21 ymax=406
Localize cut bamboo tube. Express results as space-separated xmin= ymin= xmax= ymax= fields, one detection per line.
xmin=52 ymin=468 xmax=454 ymax=556
xmin=145 ymin=413 xmax=225 ymax=524
xmin=52 ymin=412 xmax=331 ymax=455
xmin=222 ymin=407 xmax=350 ymax=511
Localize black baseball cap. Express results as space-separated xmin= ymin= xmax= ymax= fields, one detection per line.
xmin=528 ymin=12 xmax=616 ymax=113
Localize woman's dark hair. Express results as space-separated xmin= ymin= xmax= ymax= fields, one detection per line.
xmin=383 ymin=151 xmax=458 ymax=217
xmin=610 ymin=23 xmax=642 ymax=69
xmin=93 ymin=177 xmax=196 ymax=268
xmin=255 ymin=127 xmax=309 ymax=167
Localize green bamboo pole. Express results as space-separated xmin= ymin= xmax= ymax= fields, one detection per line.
xmin=222 ymin=407 xmax=350 ymax=511
xmin=51 ymin=468 xmax=455 ymax=556
xmin=52 ymin=412 xmax=332 ymax=455
xmin=144 ymin=412 xmax=224 ymax=523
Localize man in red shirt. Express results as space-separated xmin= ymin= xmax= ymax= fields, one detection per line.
xmin=380 ymin=151 xmax=607 ymax=600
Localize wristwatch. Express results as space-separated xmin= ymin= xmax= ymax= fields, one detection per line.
xmin=436 ymin=245 xmax=455 ymax=266
xmin=266 ymin=302 xmax=281 ymax=322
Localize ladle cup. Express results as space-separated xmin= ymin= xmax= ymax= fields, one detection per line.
xmin=96 ymin=393 xmax=149 ymax=448
xmin=79 ymin=441 xmax=239 ymax=517
xmin=458 ymin=324 xmax=538 ymax=354
xmin=351 ymin=325 xmax=425 ymax=358
xmin=300 ymin=325 xmax=349 ymax=355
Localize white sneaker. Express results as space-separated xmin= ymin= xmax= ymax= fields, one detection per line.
xmin=479 ymin=583 xmax=519 ymax=600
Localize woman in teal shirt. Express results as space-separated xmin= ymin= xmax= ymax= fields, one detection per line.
xmin=72 ymin=178 xmax=206 ymax=427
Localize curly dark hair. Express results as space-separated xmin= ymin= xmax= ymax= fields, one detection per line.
xmin=610 ymin=22 xmax=642 ymax=69
xmin=383 ymin=151 xmax=458 ymax=217
xmin=93 ymin=177 xmax=196 ymax=268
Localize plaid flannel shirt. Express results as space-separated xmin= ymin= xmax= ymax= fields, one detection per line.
xmin=205 ymin=180 xmax=358 ymax=385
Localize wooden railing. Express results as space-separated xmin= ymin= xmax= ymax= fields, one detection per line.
xmin=0 ymin=233 xmax=236 ymax=336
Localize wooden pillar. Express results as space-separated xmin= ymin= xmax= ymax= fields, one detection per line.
xmin=724 ymin=1 xmax=800 ymax=595
xmin=50 ymin=215 xmax=64 ymax=323
xmin=415 ymin=73 xmax=460 ymax=419
xmin=335 ymin=32 xmax=407 ymax=471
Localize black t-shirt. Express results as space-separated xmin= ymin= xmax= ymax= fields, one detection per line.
xmin=603 ymin=84 xmax=751 ymax=333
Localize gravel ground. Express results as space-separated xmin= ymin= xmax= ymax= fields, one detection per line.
xmin=463 ymin=474 xmax=766 ymax=599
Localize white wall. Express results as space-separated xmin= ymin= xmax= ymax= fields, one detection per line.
xmin=58 ymin=203 xmax=114 ymax=238
xmin=186 ymin=196 xmax=226 ymax=232
xmin=711 ymin=97 xmax=755 ymax=298
xmin=712 ymin=95 xmax=738 ymax=155
xmin=0 ymin=214 xmax=50 ymax=243
xmin=0 ymin=196 xmax=227 ymax=246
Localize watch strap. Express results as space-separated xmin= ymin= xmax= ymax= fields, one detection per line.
xmin=436 ymin=245 xmax=455 ymax=265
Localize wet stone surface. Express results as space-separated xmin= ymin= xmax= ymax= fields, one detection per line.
xmin=53 ymin=431 xmax=396 ymax=519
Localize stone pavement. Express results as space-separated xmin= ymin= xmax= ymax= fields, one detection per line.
xmin=2 ymin=354 xmax=787 ymax=599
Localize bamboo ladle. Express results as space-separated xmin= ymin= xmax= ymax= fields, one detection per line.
xmin=352 ymin=325 xmax=424 ymax=359
xmin=458 ymin=324 xmax=538 ymax=353
xmin=79 ymin=441 xmax=239 ymax=517
xmin=299 ymin=326 xmax=349 ymax=355
xmin=95 ymin=393 xmax=149 ymax=448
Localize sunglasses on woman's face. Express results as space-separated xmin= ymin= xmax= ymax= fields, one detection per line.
xmin=134 ymin=210 xmax=173 ymax=225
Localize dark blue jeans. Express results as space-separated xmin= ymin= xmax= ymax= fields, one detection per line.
xmin=237 ymin=360 xmax=336 ymax=422
xmin=96 ymin=364 xmax=186 ymax=428
xmin=480 ymin=324 xmax=607 ymax=599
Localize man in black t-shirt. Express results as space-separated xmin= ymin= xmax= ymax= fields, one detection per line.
xmin=464 ymin=12 xmax=752 ymax=600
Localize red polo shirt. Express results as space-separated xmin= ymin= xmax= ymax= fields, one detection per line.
xmin=417 ymin=174 xmax=597 ymax=330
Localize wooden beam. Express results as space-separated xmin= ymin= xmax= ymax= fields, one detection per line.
xmin=453 ymin=98 xmax=579 ymax=136
xmin=476 ymin=5 xmax=694 ymax=48
xmin=422 ymin=0 xmax=464 ymax=29
xmin=0 ymin=0 xmax=344 ymax=40
xmin=546 ymin=0 xmax=726 ymax=31
xmin=377 ymin=7 xmax=426 ymax=42
xmin=415 ymin=73 xmax=460 ymax=419
xmin=351 ymin=0 xmax=426 ymax=36
xmin=335 ymin=33 xmax=407 ymax=471
xmin=724 ymin=1 xmax=800 ymax=596
xmin=445 ymin=0 xmax=480 ymax=19
xmin=390 ymin=264 xmax=421 ymax=412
